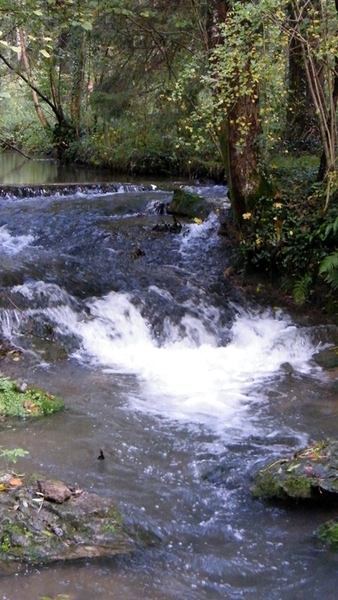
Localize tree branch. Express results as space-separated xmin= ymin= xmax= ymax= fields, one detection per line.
xmin=0 ymin=51 xmax=61 ymax=121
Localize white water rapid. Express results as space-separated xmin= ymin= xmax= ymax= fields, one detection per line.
xmin=3 ymin=279 xmax=320 ymax=434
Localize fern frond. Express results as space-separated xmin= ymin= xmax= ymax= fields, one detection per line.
xmin=325 ymin=271 xmax=338 ymax=290
xmin=319 ymin=251 xmax=338 ymax=291
xmin=325 ymin=216 xmax=338 ymax=237
xmin=293 ymin=273 xmax=312 ymax=305
xmin=319 ymin=252 xmax=338 ymax=275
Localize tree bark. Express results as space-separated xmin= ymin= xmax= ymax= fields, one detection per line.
xmin=210 ymin=0 xmax=269 ymax=223
xmin=18 ymin=28 xmax=50 ymax=130
xmin=317 ymin=0 xmax=338 ymax=183
xmin=285 ymin=30 xmax=319 ymax=150
xmin=70 ymin=30 xmax=87 ymax=136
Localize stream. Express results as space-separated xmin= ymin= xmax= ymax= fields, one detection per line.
xmin=0 ymin=157 xmax=337 ymax=600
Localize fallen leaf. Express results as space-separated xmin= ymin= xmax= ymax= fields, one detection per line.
xmin=9 ymin=477 xmax=23 ymax=487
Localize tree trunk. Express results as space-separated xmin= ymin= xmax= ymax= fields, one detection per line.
xmin=71 ymin=30 xmax=87 ymax=136
xmin=285 ymin=30 xmax=319 ymax=150
xmin=317 ymin=0 xmax=338 ymax=184
xmin=18 ymin=28 xmax=50 ymax=130
xmin=210 ymin=1 xmax=270 ymax=224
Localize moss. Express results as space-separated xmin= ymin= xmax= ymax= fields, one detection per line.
xmin=281 ymin=475 xmax=313 ymax=499
xmin=251 ymin=469 xmax=286 ymax=500
xmin=0 ymin=377 xmax=65 ymax=418
xmin=168 ymin=189 xmax=210 ymax=220
xmin=318 ymin=520 xmax=338 ymax=547
xmin=101 ymin=522 xmax=117 ymax=535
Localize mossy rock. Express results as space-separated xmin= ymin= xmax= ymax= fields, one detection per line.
xmin=0 ymin=474 xmax=137 ymax=564
xmin=313 ymin=347 xmax=338 ymax=370
xmin=167 ymin=189 xmax=210 ymax=220
xmin=0 ymin=377 xmax=65 ymax=418
xmin=317 ymin=520 xmax=338 ymax=547
xmin=252 ymin=441 xmax=338 ymax=503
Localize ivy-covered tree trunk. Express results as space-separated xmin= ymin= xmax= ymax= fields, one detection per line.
xmin=218 ymin=79 xmax=264 ymax=221
xmin=212 ymin=0 xmax=270 ymax=224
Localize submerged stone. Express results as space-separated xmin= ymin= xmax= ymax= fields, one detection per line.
xmin=0 ymin=475 xmax=136 ymax=564
xmin=0 ymin=377 xmax=65 ymax=418
xmin=252 ymin=441 xmax=338 ymax=502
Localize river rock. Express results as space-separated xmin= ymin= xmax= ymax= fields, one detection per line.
xmin=36 ymin=479 xmax=72 ymax=503
xmin=0 ymin=475 xmax=136 ymax=564
xmin=252 ymin=441 xmax=338 ymax=502
xmin=167 ymin=189 xmax=211 ymax=220
xmin=313 ymin=347 xmax=338 ymax=371
xmin=313 ymin=345 xmax=338 ymax=391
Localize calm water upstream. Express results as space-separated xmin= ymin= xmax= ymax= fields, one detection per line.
xmin=0 ymin=160 xmax=337 ymax=600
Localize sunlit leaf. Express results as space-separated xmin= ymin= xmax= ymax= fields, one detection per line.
xmin=39 ymin=49 xmax=51 ymax=58
xmin=80 ymin=21 xmax=93 ymax=31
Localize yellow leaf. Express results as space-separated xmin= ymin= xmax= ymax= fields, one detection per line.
xmin=39 ymin=49 xmax=51 ymax=58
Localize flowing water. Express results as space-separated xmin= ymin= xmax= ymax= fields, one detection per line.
xmin=0 ymin=176 xmax=336 ymax=600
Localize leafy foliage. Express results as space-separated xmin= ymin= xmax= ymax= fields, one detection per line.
xmin=0 ymin=446 xmax=28 ymax=464
xmin=0 ymin=377 xmax=64 ymax=418
xmin=293 ymin=274 xmax=313 ymax=306
xmin=319 ymin=253 xmax=338 ymax=291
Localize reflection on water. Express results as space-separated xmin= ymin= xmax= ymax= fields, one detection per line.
xmin=0 ymin=151 xmax=115 ymax=184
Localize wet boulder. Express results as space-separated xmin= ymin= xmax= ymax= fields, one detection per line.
xmin=313 ymin=344 xmax=338 ymax=393
xmin=0 ymin=475 xmax=136 ymax=564
xmin=252 ymin=441 xmax=338 ymax=503
xmin=167 ymin=189 xmax=211 ymax=220
xmin=313 ymin=347 xmax=338 ymax=371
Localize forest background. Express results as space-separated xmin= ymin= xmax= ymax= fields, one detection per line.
xmin=0 ymin=0 xmax=337 ymax=313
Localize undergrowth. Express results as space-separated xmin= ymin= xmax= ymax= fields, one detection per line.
xmin=237 ymin=154 xmax=338 ymax=310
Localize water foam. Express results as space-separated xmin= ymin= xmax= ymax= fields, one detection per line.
xmin=48 ymin=290 xmax=318 ymax=428
xmin=0 ymin=225 xmax=34 ymax=255
xmin=1 ymin=283 xmax=319 ymax=430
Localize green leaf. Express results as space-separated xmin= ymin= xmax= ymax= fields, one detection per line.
xmin=80 ymin=21 xmax=93 ymax=31
xmin=319 ymin=253 xmax=338 ymax=275
xmin=39 ymin=49 xmax=51 ymax=58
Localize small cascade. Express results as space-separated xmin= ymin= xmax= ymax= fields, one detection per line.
xmin=0 ymin=181 xmax=156 ymax=199
xmin=0 ymin=280 xmax=320 ymax=431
